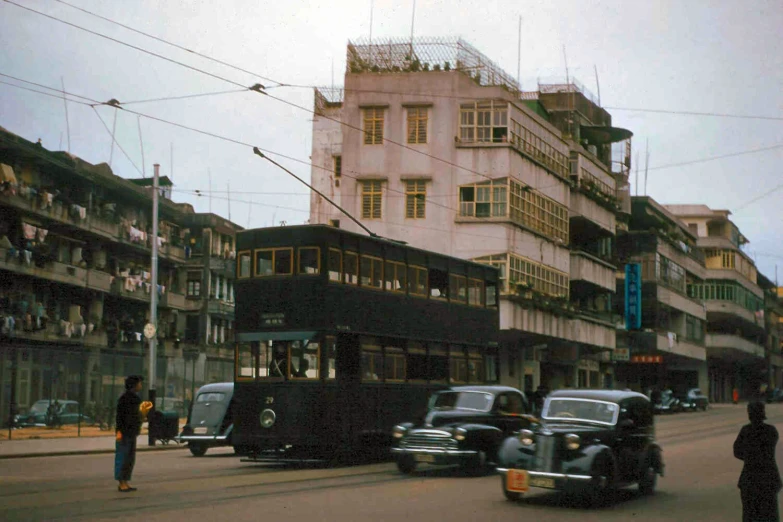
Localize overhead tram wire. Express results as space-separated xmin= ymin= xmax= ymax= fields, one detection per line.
xmin=90 ymin=106 xmax=144 ymax=176
xmin=646 ymin=142 xmax=783 ymax=172
xmin=252 ymin=147 xmax=382 ymax=240
xmin=0 ymin=79 xmax=96 ymax=105
xmin=0 ymin=72 xmax=100 ymax=103
xmin=52 ymin=0 xmax=285 ymax=88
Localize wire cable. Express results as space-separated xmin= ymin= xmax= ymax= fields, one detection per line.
xmin=0 ymin=79 xmax=94 ymax=105
xmin=91 ymin=105 xmax=144 ymax=176
xmin=52 ymin=0 xmax=285 ymax=87
xmin=0 ymin=71 xmax=100 ymax=103
xmin=121 ymin=88 xmax=248 ymax=105
xmin=647 ymin=142 xmax=783 ymax=172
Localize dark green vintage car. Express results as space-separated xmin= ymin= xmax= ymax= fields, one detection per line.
xmin=497 ymin=390 xmax=664 ymax=504
xmin=392 ymin=386 xmax=535 ymax=475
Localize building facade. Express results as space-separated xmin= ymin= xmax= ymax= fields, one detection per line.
xmin=0 ymin=127 xmax=241 ymax=425
xmin=613 ymin=197 xmax=709 ymax=395
xmin=309 ymin=37 xmax=633 ymax=392
xmin=666 ymin=204 xmax=766 ymax=401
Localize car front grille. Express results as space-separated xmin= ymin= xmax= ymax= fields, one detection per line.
xmin=535 ymin=434 xmax=558 ymax=472
xmin=401 ymin=432 xmax=458 ymax=451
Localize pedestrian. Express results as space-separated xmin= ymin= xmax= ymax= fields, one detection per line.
xmin=733 ymin=401 xmax=781 ymax=522
xmin=733 ymin=388 xmax=740 ymax=405
xmin=115 ymin=375 xmax=153 ymax=493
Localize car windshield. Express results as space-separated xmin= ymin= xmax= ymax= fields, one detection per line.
xmin=543 ymin=399 xmax=619 ymax=425
xmin=197 ymin=392 xmax=226 ymax=403
xmin=29 ymin=401 xmax=53 ymax=414
xmin=431 ymin=391 xmax=493 ymax=411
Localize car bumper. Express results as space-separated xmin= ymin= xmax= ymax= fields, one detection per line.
xmin=497 ymin=468 xmax=595 ymax=492
xmin=391 ymin=446 xmax=478 ymax=464
xmin=177 ymin=434 xmax=231 ymax=443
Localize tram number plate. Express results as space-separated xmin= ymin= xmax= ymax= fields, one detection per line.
xmin=193 ymin=427 xmax=208 ymax=434
xmin=414 ymin=454 xmax=436 ymax=463
xmin=530 ymin=477 xmax=556 ymax=489
xmin=506 ymin=469 xmax=529 ymax=493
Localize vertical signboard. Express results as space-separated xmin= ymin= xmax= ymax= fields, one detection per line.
xmin=625 ymin=263 xmax=642 ymax=330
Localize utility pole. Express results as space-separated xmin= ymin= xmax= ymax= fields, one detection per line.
xmin=145 ymin=163 xmax=161 ymax=446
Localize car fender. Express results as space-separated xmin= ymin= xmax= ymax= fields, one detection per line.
xmin=561 ymin=444 xmax=617 ymax=480
xmin=647 ymin=444 xmax=664 ymax=476
xmin=496 ymin=435 xmax=534 ymax=469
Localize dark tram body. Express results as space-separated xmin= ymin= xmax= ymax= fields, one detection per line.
xmin=232 ymin=225 xmax=500 ymax=460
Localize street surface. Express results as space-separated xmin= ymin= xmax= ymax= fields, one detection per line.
xmin=0 ymin=404 xmax=778 ymax=521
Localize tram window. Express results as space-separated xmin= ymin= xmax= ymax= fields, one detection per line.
xmin=429 ymin=268 xmax=448 ymax=299
xmin=450 ymin=345 xmax=468 ymax=383
xmin=328 ymin=249 xmax=342 ymax=282
xmin=325 ymin=336 xmax=337 ymax=379
xmin=406 ymin=342 xmax=427 ymax=382
xmin=344 ymin=251 xmax=359 ymax=285
xmin=468 ymin=278 xmax=485 ymax=307
xmin=361 ymin=338 xmax=382 ymax=381
xmin=268 ymin=341 xmax=288 ymax=378
xmin=429 ymin=343 xmax=448 ymax=383
xmin=255 ymin=248 xmax=293 ymax=276
xmin=449 ymin=275 xmax=468 ymax=304
xmin=407 ymin=265 xmax=428 ymax=297
xmin=360 ymin=255 xmax=384 ymax=289
xmin=298 ymin=247 xmax=320 ymax=275
xmin=384 ymin=346 xmax=406 ymax=382
xmin=236 ymin=342 xmax=257 ymax=379
xmin=238 ymin=251 xmax=252 ymax=279
xmin=290 ymin=340 xmax=319 ymax=379
xmin=486 ymin=280 xmax=498 ymax=307
xmin=384 ymin=260 xmax=407 ymax=292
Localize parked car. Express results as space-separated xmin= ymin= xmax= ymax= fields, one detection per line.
xmin=650 ymin=389 xmax=682 ymax=414
xmin=497 ymin=389 xmax=664 ymax=504
xmin=765 ymin=388 xmax=783 ymax=404
xmin=15 ymin=399 xmax=93 ymax=427
xmin=177 ymin=383 xmax=235 ymax=456
xmin=675 ymin=390 xmax=698 ymax=412
xmin=392 ymin=385 xmax=534 ymax=475
xmin=684 ymin=388 xmax=709 ymax=411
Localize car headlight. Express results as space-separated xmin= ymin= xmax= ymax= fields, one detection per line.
xmin=519 ymin=429 xmax=534 ymax=446
xmin=565 ymin=433 xmax=581 ymax=450
xmin=453 ymin=427 xmax=467 ymax=441
xmin=392 ymin=425 xmax=407 ymax=439
xmin=260 ymin=409 xmax=276 ymax=428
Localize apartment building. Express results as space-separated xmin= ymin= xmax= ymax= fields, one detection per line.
xmin=309 ymin=37 xmax=633 ymax=391
xmin=0 ymin=127 xmax=241 ymax=423
xmin=759 ymin=274 xmax=783 ymax=390
xmin=666 ymin=204 xmax=766 ymax=401
xmin=613 ymin=197 xmax=709 ymax=394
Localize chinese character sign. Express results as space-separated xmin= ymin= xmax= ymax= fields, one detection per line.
xmin=625 ymin=263 xmax=642 ymax=330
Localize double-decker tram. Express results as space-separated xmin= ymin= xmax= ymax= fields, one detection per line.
xmin=232 ymin=225 xmax=500 ymax=461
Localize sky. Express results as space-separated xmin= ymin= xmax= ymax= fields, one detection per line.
xmin=0 ymin=0 xmax=781 ymax=279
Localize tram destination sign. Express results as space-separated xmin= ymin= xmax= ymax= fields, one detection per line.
xmin=261 ymin=313 xmax=285 ymax=326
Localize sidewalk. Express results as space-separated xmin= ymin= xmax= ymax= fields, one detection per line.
xmin=0 ymin=434 xmax=187 ymax=459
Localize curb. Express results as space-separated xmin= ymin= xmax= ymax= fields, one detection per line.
xmin=0 ymin=443 xmax=187 ymax=460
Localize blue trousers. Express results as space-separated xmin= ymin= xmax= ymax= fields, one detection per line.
xmin=114 ymin=437 xmax=137 ymax=481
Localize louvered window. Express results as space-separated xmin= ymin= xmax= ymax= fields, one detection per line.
xmin=405 ymin=180 xmax=426 ymax=219
xmin=407 ymin=107 xmax=428 ymax=144
xmin=363 ymin=107 xmax=384 ymax=145
xmin=361 ymin=180 xmax=383 ymax=219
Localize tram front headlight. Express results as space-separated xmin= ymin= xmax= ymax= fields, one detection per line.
xmin=260 ymin=408 xmax=276 ymax=429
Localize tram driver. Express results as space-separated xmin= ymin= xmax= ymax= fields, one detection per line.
xmin=269 ymin=342 xmax=287 ymax=377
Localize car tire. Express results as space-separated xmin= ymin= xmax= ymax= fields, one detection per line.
xmin=638 ymin=465 xmax=657 ymax=495
xmin=462 ymin=450 xmax=489 ymax=476
xmin=396 ymin=455 xmax=416 ymax=474
xmin=189 ymin=444 xmax=208 ymax=457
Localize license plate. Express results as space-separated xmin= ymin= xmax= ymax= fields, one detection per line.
xmin=193 ymin=427 xmax=208 ymax=434
xmin=506 ymin=469 xmax=529 ymax=493
xmin=530 ymin=477 xmax=556 ymax=489
xmin=414 ymin=454 xmax=435 ymax=463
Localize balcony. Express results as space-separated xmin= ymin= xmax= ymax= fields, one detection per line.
xmin=85 ymin=269 xmax=114 ymax=293
xmin=704 ymin=300 xmax=760 ymax=328
xmin=570 ymin=250 xmax=615 ymax=291
xmin=7 ymin=321 xmax=108 ymax=348
xmin=208 ymin=255 xmax=237 ymax=277
xmin=706 ymin=333 xmax=764 ymax=360
xmin=110 ymin=277 xmax=151 ymax=303
xmin=0 ymin=248 xmax=87 ymax=288
xmin=657 ymin=285 xmax=707 ymax=319
xmin=569 ymin=191 xmax=615 ymax=234
xmin=162 ymin=292 xmax=201 ymax=311
xmin=207 ymin=299 xmax=235 ymax=317
xmin=617 ymin=330 xmax=706 ymax=361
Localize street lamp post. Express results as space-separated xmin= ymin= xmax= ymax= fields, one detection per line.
xmin=146 ymin=163 xmax=160 ymax=446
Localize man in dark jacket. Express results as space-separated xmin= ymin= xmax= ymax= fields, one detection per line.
xmin=734 ymin=401 xmax=782 ymax=521
xmin=115 ymin=375 xmax=152 ymax=492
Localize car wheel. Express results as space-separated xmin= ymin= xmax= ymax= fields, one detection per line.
xmin=502 ymin=474 xmax=522 ymax=502
xmin=639 ymin=465 xmax=657 ymax=495
xmin=584 ymin=455 xmax=613 ymax=507
xmin=189 ymin=444 xmax=208 ymax=457
xmin=462 ymin=450 xmax=489 ymax=476
xmin=396 ymin=455 xmax=416 ymax=474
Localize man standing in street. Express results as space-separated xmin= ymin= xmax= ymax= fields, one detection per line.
xmin=115 ymin=375 xmax=153 ymax=492
xmin=734 ymin=401 xmax=781 ymax=521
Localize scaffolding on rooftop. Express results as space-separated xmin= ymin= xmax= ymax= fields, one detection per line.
xmin=346 ymin=36 xmax=521 ymax=94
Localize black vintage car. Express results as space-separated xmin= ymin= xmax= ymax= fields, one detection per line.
xmin=392 ymin=386 xmax=534 ymax=474
xmin=178 ymin=382 xmax=235 ymax=456
xmin=650 ymin=389 xmax=682 ymax=414
xmin=497 ymin=390 xmax=664 ymax=504
xmin=678 ymin=388 xmax=709 ymax=411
